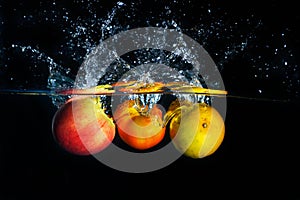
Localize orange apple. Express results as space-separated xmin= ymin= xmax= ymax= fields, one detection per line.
xmin=52 ymin=96 xmax=115 ymax=155
xmin=113 ymin=99 xmax=166 ymax=150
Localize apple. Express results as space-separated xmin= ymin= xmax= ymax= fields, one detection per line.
xmin=168 ymin=101 xmax=225 ymax=158
xmin=52 ymin=96 xmax=115 ymax=155
xmin=113 ymin=99 xmax=166 ymax=150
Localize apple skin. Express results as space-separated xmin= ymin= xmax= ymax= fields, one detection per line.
xmin=113 ymin=100 xmax=166 ymax=150
xmin=52 ymin=97 xmax=115 ymax=155
xmin=169 ymin=103 xmax=225 ymax=159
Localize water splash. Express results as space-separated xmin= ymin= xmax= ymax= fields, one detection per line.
xmin=9 ymin=44 xmax=74 ymax=107
xmin=1 ymin=0 xmax=299 ymax=107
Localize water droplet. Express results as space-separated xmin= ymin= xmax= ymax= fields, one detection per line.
xmin=117 ymin=1 xmax=125 ymax=6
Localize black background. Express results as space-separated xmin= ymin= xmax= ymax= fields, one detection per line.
xmin=1 ymin=0 xmax=299 ymax=199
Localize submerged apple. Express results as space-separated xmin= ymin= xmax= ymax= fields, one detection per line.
xmin=167 ymin=100 xmax=225 ymax=158
xmin=113 ymin=99 xmax=166 ymax=150
xmin=52 ymin=96 xmax=115 ymax=155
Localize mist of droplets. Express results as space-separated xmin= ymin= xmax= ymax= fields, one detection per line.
xmin=1 ymin=0 xmax=299 ymax=107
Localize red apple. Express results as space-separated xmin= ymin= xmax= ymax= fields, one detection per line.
xmin=52 ymin=96 xmax=115 ymax=155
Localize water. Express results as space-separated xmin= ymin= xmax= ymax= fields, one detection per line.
xmin=1 ymin=1 xmax=298 ymax=103
xmin=1 ymin=1 xmax=299 ymax=194
xmin=1 ymin=1 xmax=298 ymax=104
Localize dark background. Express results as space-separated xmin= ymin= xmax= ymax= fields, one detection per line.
xmin=1 ymin=0 xmax=299 ymax=199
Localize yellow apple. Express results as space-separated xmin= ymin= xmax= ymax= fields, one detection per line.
xmin=169 ymin=101 xmax=225 ymax=158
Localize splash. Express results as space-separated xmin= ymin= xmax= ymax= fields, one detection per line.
xmin=1 ymin=0 xmax=299 ymax=107
xmin=9 ymin=44 xmax=74 ymax=107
